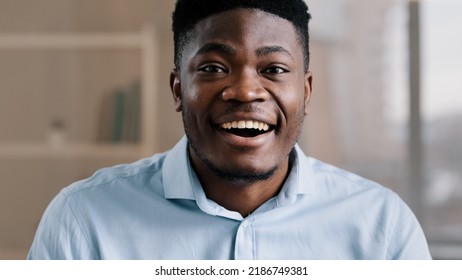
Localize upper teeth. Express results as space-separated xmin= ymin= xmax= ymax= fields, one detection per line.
xmin=221 ymin=120 xmax=270 ymax=131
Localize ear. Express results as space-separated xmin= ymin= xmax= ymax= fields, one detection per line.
xmin=304 ymin=71 xmax=313 ymax=116
xmin=170 ymin=69 xmax=182 ymax=112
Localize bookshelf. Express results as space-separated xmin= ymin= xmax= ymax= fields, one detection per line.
xmin=0 ymin=25 xmax=159 ymax=159
xmin=0 ymin=26 xmax=159 ymax=259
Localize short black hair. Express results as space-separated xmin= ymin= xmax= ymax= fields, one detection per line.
xmin=172 ymin=0 xmax=311 ymax=71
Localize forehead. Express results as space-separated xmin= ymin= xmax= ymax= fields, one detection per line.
xmin=182 ymin=9 xmax=302 ymax=61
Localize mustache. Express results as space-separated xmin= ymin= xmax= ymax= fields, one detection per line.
xmin=222 ymin=103 xmax=269 ymax=115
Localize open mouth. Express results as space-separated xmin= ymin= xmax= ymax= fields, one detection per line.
xmin=220 ymin=120 xmax=275 ymax=138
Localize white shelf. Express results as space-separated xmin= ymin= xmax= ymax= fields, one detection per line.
xmin=0 ymin=142 xmax=144 ymax=160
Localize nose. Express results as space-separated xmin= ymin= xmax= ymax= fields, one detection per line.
xmin=222 ymin=70 xmax=269 ymax=103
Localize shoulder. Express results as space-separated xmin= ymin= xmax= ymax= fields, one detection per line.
xmin=61 ymin=151 xmax=169 ymax=198
xmin=300 ymin=155 xmax=410 ymax=230
xmin=28 ymin=151 xmax=171 ymax=259
xmin=299 ymin=156 xmax=431 ymax=259
xmin=305 ymin=156 xmax=398 ymax=200
xmin=292 ymin=146 xmax=403 ymax=215
xmin=53 ymin=151 xmax=172 ymax=235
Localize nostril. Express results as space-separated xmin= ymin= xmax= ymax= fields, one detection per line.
xmin=222 ymin=88 xmax=268 ymax=103
xmin=222 ymin=73 xmax=269 ymax=102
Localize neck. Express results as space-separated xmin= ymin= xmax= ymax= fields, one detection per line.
xmin=190 ymin=151 xmax=290 ymax=217
xmin=203 ymin=177 xmax=286 ymax=217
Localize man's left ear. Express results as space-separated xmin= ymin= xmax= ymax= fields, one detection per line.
xmin=170 ymin=69 xmax=182 ymax=112
xmin=304 ymin=71 xmax=313 ymax=115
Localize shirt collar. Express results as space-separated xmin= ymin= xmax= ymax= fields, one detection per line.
xmin=274 ymin=143 xmax=315 ymax=207
xmin=162 ymin=136 xmax=315 ymax=202
xmin=162 ymin=136 xmax=196 ymax=200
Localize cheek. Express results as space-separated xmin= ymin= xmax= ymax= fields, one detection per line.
xmin=183 ymin=78 xmax=219 ymax=106
xmin=279 ymin=89 xmax=307 ymax=122
xmin=180 ymin=83 xmax=219 ymax=126
xmin=180 ymin=88 xmax=205 ymax=112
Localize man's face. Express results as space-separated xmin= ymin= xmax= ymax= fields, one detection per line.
xmin=171 ymin=8 xmax=312 ymax=183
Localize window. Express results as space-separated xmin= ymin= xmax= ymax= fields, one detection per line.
xmin=304 ymin=0 xmax=461 ymax=259
xmin=421 ymin=0 xmax=462 ymax=259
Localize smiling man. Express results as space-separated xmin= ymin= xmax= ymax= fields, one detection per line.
xmin=170 ymin=5 xmax=312 ymax=218
xmin=28 ymin=0 xmax=431 ymax=259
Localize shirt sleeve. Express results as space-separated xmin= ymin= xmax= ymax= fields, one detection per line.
xmin=27 ymin=191 xmax=96 ymax=260
xmin=386 ymin=193 xmax=432 ymax=260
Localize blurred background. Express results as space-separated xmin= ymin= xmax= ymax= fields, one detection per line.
xmin=0 ymin=0 xmax=460 ymax=259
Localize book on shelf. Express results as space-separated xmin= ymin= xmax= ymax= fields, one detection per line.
xmin=97 ymin=81 xmax=141 ymax=144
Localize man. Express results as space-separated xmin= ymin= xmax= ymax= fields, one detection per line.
xmin=28 ymin=0 xmax=431 ymax=259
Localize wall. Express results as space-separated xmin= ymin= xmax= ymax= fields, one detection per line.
xmin=0 ymin=0 xmax=180 ymax=259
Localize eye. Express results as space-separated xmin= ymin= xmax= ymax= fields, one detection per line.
xmin=261 ymin=66 xmax=288 ymax=74
xmin=198 ymin=64 xmax=227 ymax=73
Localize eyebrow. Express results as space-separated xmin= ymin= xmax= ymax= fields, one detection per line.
xmin=195 ymin=43 xmax=293 ymax=59
xmin=196 ymin=43 xmax=236 ymax=56
xmin=256 ymin=46 xmax=293 ymax=58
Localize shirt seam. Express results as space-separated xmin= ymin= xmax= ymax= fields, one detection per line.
xmin=312 ymin=158 xmax=385 ymax=192
xmin=63 ymin=170 xmax=158 ymax=197
xmin=60 ymin=170 xmax=160 ymax=259
xmin=61 ymin=192 xmax=98 ymax=259
xmin=385 ymin=193 xmax=412 ymax=259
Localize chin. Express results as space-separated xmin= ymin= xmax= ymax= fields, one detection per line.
xmin=190 ymin=141 xmax=279 ymax=184
xmin=205 ymin=161 xmax=278 ymax=184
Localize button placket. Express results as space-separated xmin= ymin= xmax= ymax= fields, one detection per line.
xmin=233 ymin=219 xmax=254 ymax=259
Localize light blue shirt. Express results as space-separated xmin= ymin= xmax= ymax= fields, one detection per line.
xmin=28 ymin=136 xmax=431 ymax=259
